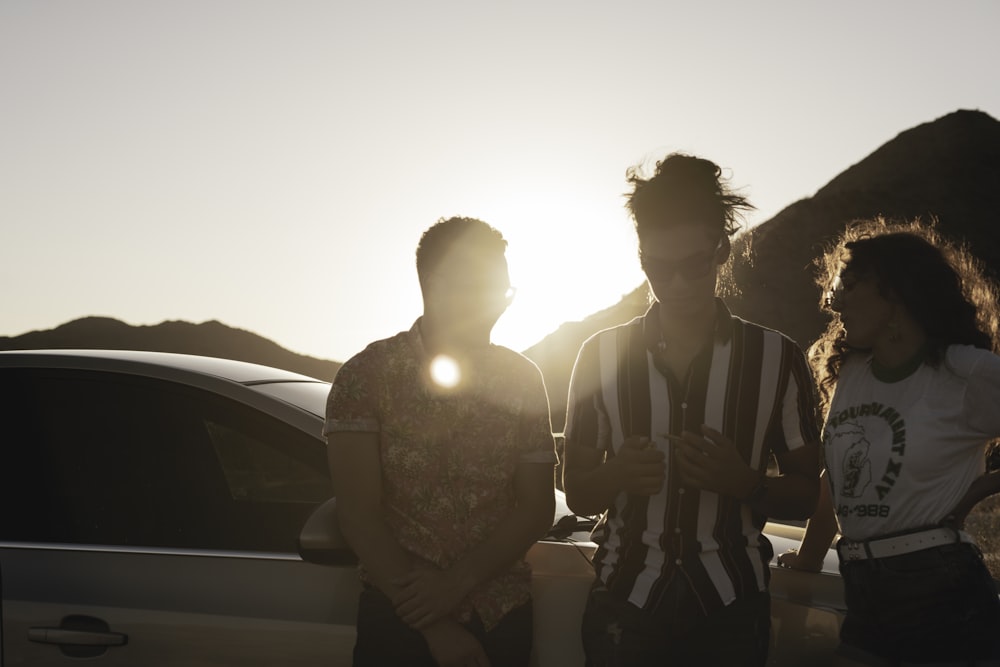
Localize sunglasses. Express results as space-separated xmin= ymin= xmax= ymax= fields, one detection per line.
xmin=640 ymin=244 xmax=721 ymax=282
xmin=432 ymin=274 xmax=516 ymax=304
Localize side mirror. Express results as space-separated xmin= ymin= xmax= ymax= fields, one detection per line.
xmin=297 ymin=497 xmax=358 ymax=566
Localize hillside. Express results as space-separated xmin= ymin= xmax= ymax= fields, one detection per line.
xmin=6 ymin=110 xmax=999 ymax=433
xmin=0 ymin=317 xmax=341 ymax=382
xmin=526 ymin=109 xmax=1000 ymax=431
xmin=728 ymin=108 xmax=1000 ymax=347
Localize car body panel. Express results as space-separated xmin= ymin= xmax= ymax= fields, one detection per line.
xmin=764 ymin=526 xmax=845 ymax=666
xmin=2 ymin=547 xmax=358 ymax=666
xmin=1 ymin=350 xmax=845 ymax=666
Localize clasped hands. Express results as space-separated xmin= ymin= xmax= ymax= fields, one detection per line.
xmin=392 ymin=566 xmax=490 ymax=666
xmin=391 ymin=565 xmax=468 ymax=630
xmin=616 ymin=425 xmax=757 ymax=499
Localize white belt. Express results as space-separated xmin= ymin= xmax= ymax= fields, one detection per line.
xmin=837 ymin=527 xmax=974 ymax=561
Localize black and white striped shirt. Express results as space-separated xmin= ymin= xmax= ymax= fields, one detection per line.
xmin=565 ymin=299 xmax=820 ymax=617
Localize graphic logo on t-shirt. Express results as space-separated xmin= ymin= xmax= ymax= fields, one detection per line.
xmin=825 ymin=402 xmax=907 ymax=502
xmin=833 ymin=423 xmax=872 ymax=498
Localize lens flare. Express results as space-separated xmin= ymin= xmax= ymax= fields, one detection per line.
xmin=430 ymin=355 xmax=461 ymax=388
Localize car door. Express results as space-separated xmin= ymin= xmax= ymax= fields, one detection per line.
xmin=0 ymin=368 xmax=359 ymax=666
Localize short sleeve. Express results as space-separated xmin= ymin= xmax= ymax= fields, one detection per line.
xmin=516 ymin=357 xmax=558 ymax=465
xmin=964 ymin=350 xmax=1000 ymax=438
xmin=323 ymin=353 xmax=381 ymax=437
xmin=564 ymin=334 xmax=609 ymax=452
xmin=777 ymin=344 xmax=821 ymax=453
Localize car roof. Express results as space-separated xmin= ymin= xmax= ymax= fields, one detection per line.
xmin=0 ymin=349 xmax=329 ymax=435
xmin=0 ymin=349 xmax=323 ymax=385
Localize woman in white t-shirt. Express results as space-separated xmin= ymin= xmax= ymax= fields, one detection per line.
xmin=778 ymin=218 xmax=1000 ymax=665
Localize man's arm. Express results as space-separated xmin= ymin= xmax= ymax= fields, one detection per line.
xmin=393 ymin=461 xmax=556 ymax=629
xmin=329 ymin=431 xmax=488 ymax=663
xmin=757 ymin=441 xmax=822 ymax=520
xmin=562 ymin=338 xmax=665 ymax=517
xmin=328 ymin=430 xmax=413 ymax=594
xmin=672 ymin=427 xmax=820 ymax=520
xmin=564 ymin=437 xmax=665 ymax=517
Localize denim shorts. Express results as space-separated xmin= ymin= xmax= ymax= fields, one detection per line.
xmin=838 ymin=540 xmax=1000 ymax=664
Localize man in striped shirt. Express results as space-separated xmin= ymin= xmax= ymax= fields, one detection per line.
xmin=564 ymin=153 xmax=821 ymax=666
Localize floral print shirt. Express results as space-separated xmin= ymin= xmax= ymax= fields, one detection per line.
xmin=324 ymin=320 xmax=557 ymax=630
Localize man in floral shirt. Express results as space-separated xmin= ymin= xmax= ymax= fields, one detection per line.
xmin=326 ymin=217 xmax=557 ymax=667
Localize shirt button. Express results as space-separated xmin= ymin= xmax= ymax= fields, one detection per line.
xmin=675 ymin=558 xmax=683 ymax=565
xmin=678 ymin=488 xmax=685 ymax=495
xmin=681 ymin=402 xmax=688 ymax=409
xmin=674 ymin=528 xmax=681 ymax=534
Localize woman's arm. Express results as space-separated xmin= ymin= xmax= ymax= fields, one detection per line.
xmin=944 ymin=469 xmax=1000 ymax=528
xmin=777 ymin=469 xmax=838 ymax=572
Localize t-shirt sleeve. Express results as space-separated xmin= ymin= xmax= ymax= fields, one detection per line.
xmin=964 ymin=349 xmax=1000 ymax=438
xmin=517 ymin=357 xmax=558 ymax=465
xmin=323 ymin=353 xmax=380 ymax=438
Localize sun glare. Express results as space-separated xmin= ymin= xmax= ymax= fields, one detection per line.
xmin=430 ymin=354 xmax=461 ymax=388
xmin=485 ymin=205 xmax=643 ymax=352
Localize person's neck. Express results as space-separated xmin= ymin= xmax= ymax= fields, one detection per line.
xmin=420 ymin=314 xmax=491 ymax=355
xmin=658 ymin=299 xmax=716 ymax=348
xmin=871 ymin=328 xmax=928 ymax=373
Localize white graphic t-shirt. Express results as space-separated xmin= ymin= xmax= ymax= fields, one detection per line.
xmin=824 ymin=345 xmax=1000 ymax=540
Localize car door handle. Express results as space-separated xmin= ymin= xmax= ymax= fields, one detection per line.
xmin=28 ymin=627 xmax=128 ymax=647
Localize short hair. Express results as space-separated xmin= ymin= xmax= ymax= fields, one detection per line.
xmin=625 ymin=153 xmax=754 ymax=241
xmin=415 ymin=216 xmax=507 ymax=291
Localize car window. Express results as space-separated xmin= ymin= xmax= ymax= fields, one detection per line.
xmin=206 ymin=418 xmax=329 ymax=503
xmin=0 ymin=368 xmax=330 ymax=553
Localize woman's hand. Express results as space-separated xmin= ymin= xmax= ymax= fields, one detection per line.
xmin=776 ymin=548 xmax=823 ymax=573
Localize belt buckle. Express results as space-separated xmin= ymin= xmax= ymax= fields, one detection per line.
xmin=841 ymin=541 xmax=866 ymax=561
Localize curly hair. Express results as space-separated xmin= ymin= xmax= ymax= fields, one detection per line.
xmin=625 ymin=153 xmax=754 ymax=241
xmin=810 ymin=217 xmax=1000 ymax=411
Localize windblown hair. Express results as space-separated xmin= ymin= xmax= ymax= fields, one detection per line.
xmin=810 ymin=217 xmax=1000 ymax=412
xmin=625 ymin=153 xmax=754 ymax=241
xmin=415 ymin=216 xmax=507 ymax=293
xmin=625 ymin=153 xmax=754 ymax=297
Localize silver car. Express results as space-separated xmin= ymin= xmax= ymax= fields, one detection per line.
xmin=0 ymin=349 xmax=844 ymax=666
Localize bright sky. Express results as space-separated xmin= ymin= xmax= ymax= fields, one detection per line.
xmin=3 ymin=1 xmax=999 ymax=363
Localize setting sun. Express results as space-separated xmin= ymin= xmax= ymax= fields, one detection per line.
xmin=456 ymin=187 xmax=646 ymax=353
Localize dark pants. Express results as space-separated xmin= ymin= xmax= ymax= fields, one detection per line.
xmin=352 ymin=586 xmax=533 ymax=667
xmin=581 ymin=577 xmax=770 ymax=667
xmin=839 ymin=541 xmax=1000 ymax=665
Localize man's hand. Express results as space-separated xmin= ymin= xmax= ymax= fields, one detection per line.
xmin=392 ymin=565 xmax=469 ymax=629
xmin=610 ymin=435 xmax=666 ymax=496
xmin=670 ymin=425 xmax=757 ymax=498
xmin=421 ymin=620 xmax=491 ymax=667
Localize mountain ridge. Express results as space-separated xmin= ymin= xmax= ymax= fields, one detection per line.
xmin=0 ymin=316 xmax=341 ymax=382
xmin=5 ymin=109 xmax=999 ymax=433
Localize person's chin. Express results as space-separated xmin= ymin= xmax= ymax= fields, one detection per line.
xmin=843 ymin=330 xmax=871 ymax=349
xmin=659 ymin=296 xmax=709 ymax=314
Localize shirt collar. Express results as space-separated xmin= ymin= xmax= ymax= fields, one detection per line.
xmin=643 ymin=297 xmax=735 ymax=353
xmin=409 ymin=317 xmax=496 ymax=359
xmin=409 ymin=318 xmax=429 ymax=359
